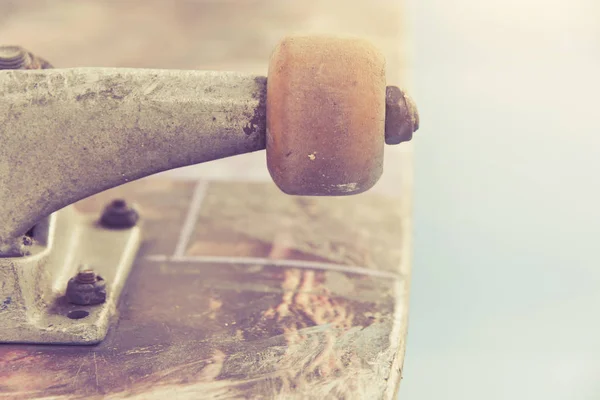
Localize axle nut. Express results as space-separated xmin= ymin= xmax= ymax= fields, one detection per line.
xmin=385 ymin=86 xmax=419 ymax=145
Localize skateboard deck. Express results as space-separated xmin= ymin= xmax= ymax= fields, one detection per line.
xmin=0 ymin=179 xmax=410 ymax=399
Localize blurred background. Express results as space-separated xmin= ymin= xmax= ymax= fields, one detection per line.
xmin=1 ymin=0 xmax=598 ymax=399
xmin=408 ymin=0 xmax=599 ymax=399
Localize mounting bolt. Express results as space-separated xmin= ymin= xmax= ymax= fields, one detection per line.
xmin=0 ymin=46 xmax=31 ymax=70
xmin=0 ymin=45 xmax=53 ymax=70
xmin=99 ymin=199 xmax=139 ymax=229
xmin=385 ymin=86 xmax=420 ymax=145
xmin=66 ymin=266 xmax=107 ymax=306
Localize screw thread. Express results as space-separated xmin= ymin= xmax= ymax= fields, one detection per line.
xmin=76 ymin=269 xmax=97 ymax=284
xmin=0 ymin=46 xmax=31 ymax=70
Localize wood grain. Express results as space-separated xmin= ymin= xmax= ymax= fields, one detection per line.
xmin=0 ymin=179 xmax=409 ymax=399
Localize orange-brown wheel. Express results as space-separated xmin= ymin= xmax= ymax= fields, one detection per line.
xmin=266 ymin=35 xmax=387 ymax=196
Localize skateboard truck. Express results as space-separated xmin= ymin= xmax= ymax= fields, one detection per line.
xmin=0 ymin=36 xmax=419 ymax=344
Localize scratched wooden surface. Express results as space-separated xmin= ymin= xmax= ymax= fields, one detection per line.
xmin=0 ymin=179 xmax=409 ymax=399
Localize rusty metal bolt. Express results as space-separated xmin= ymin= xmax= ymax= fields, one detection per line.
xmin=66 ymin=267 xmax=107 ymax=306
xmin=99 ymin=199 xmax=139 ymax=229
xmin=385 ymin=86 xmax=420 ymax=145
xmin=0 ymin=45 xmax=52 ymax=70
xmin=0 ymin=46 xmax=31 ymax=70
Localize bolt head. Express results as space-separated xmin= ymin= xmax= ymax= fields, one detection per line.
xmin=99 ymin=199 xmax=139 ymax=229
xmin=385 ymin=86 xmax=419 ymax=145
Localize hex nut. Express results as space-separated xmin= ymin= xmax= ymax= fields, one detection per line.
xmin=66 ymin=270 xmax=106 ymax=306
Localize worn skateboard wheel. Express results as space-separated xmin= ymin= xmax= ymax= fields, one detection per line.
xmin=266 ymin=35 xmax=386 ymax=196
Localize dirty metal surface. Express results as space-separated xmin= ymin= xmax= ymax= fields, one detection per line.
xmin=0 ymin=178 xmax=410 ymax=399
xmin=0 ymin=68 xmax=267 ymax=244
xmin=0 ymin=206 xmax=140 ymax=344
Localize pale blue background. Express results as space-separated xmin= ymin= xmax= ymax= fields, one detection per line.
xmin=403 ymin=0 xmax=599 ymax=398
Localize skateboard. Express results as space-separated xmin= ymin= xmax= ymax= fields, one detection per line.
xmin=0 ymin=35 xmax=417 ymax=399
